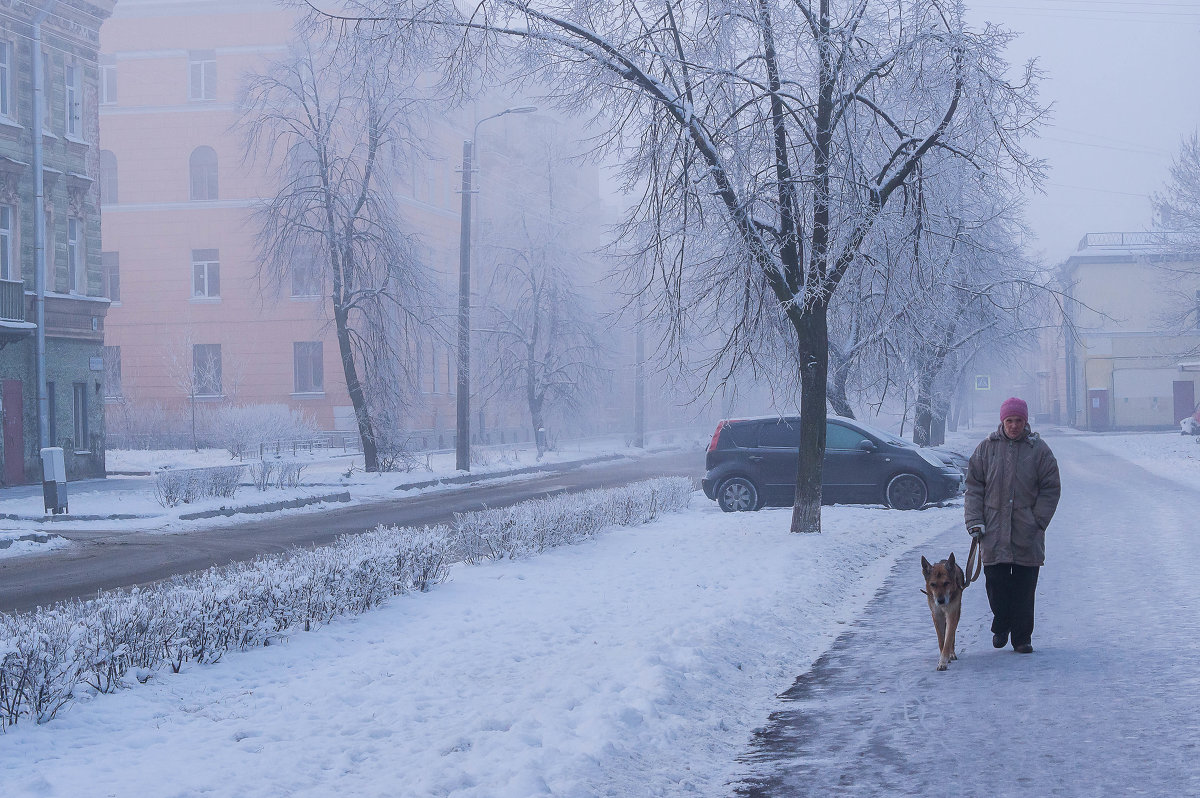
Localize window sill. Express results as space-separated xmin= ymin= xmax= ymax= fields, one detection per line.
xmin=73 ymin=450 xmax=90 ymax=456
xmin=192 ymin=394 xmax=226 ymax=402
xmin=0 ymin=116 xmax=22 ymax=137
xmin=189 ymin=296 xmax=221 ymax=303
xmin=64 ymin=134 xmax=89 ymax=149
xmin=290 ymin=294 xmax=321 ymax=301
xmin=290 ymin=391 xmax=326 ymax=399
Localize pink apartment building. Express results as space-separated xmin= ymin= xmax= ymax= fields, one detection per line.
xmin=100 ymin=0 xmax=618 ymax=449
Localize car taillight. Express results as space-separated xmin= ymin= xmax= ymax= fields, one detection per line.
xmin=707 ymin=421 xmax=727 ymax=452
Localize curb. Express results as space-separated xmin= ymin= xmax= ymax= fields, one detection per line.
xmin=178 ymin=491 xmax=352 ymax=520
xmin=393 ymin=453 xmax=629 ymax=492
xmin=1 ymin=512 xmax=153 ymax=523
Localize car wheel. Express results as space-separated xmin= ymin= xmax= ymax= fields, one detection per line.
xmin=717 ymin=477 xmax=760 ymax=512
xmin=886 ymin=473 xmax=928 ymax=510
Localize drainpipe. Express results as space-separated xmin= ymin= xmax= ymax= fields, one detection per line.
xmin=33 ymin=0 xmax=55 ymax=451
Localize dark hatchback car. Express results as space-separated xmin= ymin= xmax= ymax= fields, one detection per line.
xmin=701 ymin=415 xmax=965 ymax=511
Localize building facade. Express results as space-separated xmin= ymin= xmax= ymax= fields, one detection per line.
xmin=1056 ymin=232 xmax=1200 ymax=431
xmin=0 ymin=0 xmax=114 ymax=484
xmin=100 ymin=0 xmax=623 ymax=452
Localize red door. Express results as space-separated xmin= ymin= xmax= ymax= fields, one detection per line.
xmin=2 ymin=379 xmax=24 ymax=484
xmin=1087 ymin=389 xmax=1110 ymax=431
xmin=1173 ymin=380 xmax=1196 ymax=425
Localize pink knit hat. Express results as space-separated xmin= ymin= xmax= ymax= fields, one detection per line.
xmin=999 ymin=397 xmax=1028 ymax=423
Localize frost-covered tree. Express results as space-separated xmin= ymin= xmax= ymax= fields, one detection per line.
xmin=326 ymin=0 xmax=1045 ymax=530
xmin=479 ymin=217 xmax=607 ymax=456
xmin=240 ymin=37 xmax=435 ymax=472
xmin=1153 ymin=131 xmax=1200 ymax=251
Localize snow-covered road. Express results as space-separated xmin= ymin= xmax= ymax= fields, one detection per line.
xmin=733 ymin=431 xmax=1200 ymax=797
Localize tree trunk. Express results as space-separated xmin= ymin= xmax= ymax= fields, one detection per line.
xmin=334 ymin=304 xmax=378 ymax=471
xmin=790 ymin=305 xmax=829 ymax=534
xmin=828 ymin=358 xmax=855 ymax=419
xmin=914 ymin=367 xmax=934 ymax=446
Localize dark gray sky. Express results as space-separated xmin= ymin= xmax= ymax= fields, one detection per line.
xmin=968 ymin=0 xmax=1200 ymax=262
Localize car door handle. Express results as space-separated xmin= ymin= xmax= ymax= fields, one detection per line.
xmin=748 ymin=455 xmax=764 ymax=462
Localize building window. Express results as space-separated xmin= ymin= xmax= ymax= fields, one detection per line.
xmin=72 ymin=382 xmax=88 ymax=451
xmin=64 ymin=62 xmax=80 ymax=137
xmin=189 ymin=146 xmax=218 ymax=201
xmin=188 ymin=50 xmax=216 ymax=101
xmin=191 ymin=248 xmax=219 ymax=298
xmin=67 ymin=216 xmax=84 ymax=294
xmin=192 ymin=343 xmax=222 ymax=396
xmin=100 ymin=150 xmax=118 ymax=204
xmin=42 ymin=53 xmax=52 ymax=132
xmin=0 ymin=41 xmax=11 ymax=119
xmin=293 ymin=341 xmax=323 ymax=393
xmin=102 ymin=251 xmax=120 ymax=301
xmin=100 ymin=57 xmax=117 ymax=105
xmin=0 ymin=204 xmax=12 ymax=281
xmin=103 ymin=346 xmax=122 ymax=401
xmin=44 ymin=211 xmax=54 ymax=289
xmin=291 ymin=254 xmax=322 ymax=297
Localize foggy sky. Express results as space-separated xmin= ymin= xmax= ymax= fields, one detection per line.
xmin=967 ymin=0 xmax=1200 ymax=263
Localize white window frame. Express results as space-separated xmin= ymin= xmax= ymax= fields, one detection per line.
xmin=188 ymin=51 xmax=216 ymax=101
xmin=192 ymin=343 xmax=222 ymax=397
xmin=102 ymin=251 xmax=120 ymax=302
xmin=67 ymin=216 xmax=83 ymax=294
xmin=191 ymin=249 xmax=220 ymax=299
xmin=293 ymin=341 xmax=324 ymax=394
xmin=0 ymin=41 xmax=11 ymax=120
xmin=100 ymin=58 xmax=117 ymax=105
xmin=0 ymin=204 xmax=13 ymax=281
xmin=64 ymin=62 xmax=80 ymax=137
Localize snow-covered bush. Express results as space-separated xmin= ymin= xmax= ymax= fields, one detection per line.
xmin=153 ymin=465 xmax=244 ymax=507
xmin=276 ymin=461 xmax=306 ymax=489
xmin=453 ymin=477 xmax=693 ymax=563
xmin=250 ymin=461 xmax=275 ymax=491
xmin=214 ymin=404 xmax=321 ymax=459
xmin=1181 ymin=417 xmax=1199 ymax=436
xmin=0 ymin=477 xmax=692 ymax=728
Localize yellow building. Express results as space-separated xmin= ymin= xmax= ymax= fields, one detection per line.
xmin=1058 ymin=233 xmax=1200 ymax=430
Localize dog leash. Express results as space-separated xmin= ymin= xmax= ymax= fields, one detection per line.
xmin=963 ymin=537 xmax=983 ymax=588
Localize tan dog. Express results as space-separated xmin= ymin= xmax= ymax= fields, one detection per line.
xmin=921 ymin=553 xmax=966 ymax=671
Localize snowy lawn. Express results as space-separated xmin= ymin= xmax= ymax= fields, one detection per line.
xmin=1075 ymin=429 xmax=1200 ymax=489
xmin=0 ymin=498 xmax=960 ymax=797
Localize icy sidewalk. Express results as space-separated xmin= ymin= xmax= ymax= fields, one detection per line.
xmin=732 ymin=432 xmax=1200 ymax=797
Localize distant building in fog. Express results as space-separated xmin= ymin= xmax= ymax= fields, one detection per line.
xmin=0 ymin=0 xmax=114 ymax=484
xmin=99 ymin=0 xmax=619 ymax=451
xmin=1052 ymin=232 xmax=1200 ymax=431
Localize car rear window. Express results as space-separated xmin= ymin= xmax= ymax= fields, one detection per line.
xmin=756 ymin=420 xmax=802 ymax=448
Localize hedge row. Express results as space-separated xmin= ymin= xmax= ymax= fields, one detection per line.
xmin=0 ymin=477 xmax=692 ymax=728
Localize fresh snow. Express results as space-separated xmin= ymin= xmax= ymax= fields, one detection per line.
xmin=4 ymin=428 xmax=1198 ymax=797
xmin=0 ymin=497 xmax=959 ymax=797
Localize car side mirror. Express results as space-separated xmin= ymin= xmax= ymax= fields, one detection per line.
xmin=856 ymin=439 xmax=876 ymax=453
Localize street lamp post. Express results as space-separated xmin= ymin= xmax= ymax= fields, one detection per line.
xmin=456 ymin=106 xmax=537 ymax=471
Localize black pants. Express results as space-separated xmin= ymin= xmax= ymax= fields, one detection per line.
xmin=984 ymin=563 xmax=1040 ymax=646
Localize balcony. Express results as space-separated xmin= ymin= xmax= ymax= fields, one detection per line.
xmin=0 ymin=278 xmax=34 ymax=346
xmin=0 ymin=278 xmax=22 ymax=321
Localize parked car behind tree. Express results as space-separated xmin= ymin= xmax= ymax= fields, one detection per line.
xmin=701 ymin=416 xmax=965 ymax=512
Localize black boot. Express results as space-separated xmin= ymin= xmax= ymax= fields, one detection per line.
xmin=993 ymin=632 xmax=1008 ymax=649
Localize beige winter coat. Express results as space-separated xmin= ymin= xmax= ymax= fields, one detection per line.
xmin=965 ymin=425 xmax=1061 ymax=567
